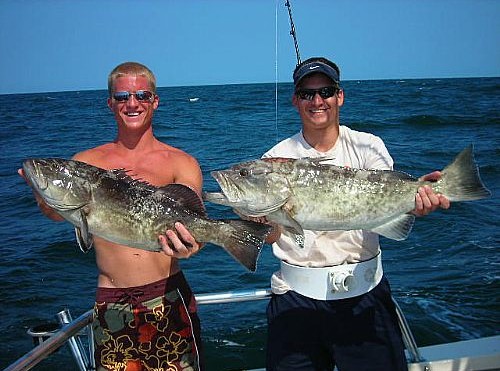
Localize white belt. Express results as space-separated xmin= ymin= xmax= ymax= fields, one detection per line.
xmin=280 ymin=253 xmax=383 ymax=300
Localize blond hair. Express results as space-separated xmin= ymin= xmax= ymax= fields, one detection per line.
xmin=107 ymin=62 xmax=157 ymax=96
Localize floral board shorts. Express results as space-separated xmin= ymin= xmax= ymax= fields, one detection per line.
xmin=92 ymin=272 xmax=204 ymax=371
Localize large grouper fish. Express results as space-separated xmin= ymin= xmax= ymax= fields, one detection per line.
xmin=22 ymin=158 xmax=272 ymax=272
xmin=203 ymin=145 xmax=490 ymax=245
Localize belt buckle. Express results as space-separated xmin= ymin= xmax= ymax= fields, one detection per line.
xmin=329 ymin=266 xmax=354 ymax=293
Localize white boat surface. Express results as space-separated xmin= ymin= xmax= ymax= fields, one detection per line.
xmin=246 ymin=336 xmax=500 ymax=371
xmin=406 ymin=335 xmax=500 ymax=371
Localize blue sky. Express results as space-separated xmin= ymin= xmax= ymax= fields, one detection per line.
xmin=1 ymin=0 xmax=499 ymax=94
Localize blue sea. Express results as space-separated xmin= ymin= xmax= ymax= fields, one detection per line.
xmin=1 ymin=78 xmax=499 ymax=370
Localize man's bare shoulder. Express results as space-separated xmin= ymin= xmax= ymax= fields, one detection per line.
xmin=152 ymin=142 xmax=203 ymax=192
xmin=72 ymin=143 xmax=119 ymax=169
xmin=152 ymin=141 xmax=199 ymax=165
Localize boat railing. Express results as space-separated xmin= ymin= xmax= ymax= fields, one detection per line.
xmin=5 ymin=309 xmax=94 ymax=371
xmin=4 ymin=289 xmax=423 ymax=371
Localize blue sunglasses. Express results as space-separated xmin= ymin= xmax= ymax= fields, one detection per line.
xmin=112 ymin=90 xmax=155 ymax=102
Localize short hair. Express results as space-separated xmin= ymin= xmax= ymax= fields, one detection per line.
xmin=107 ymin=62 xmax=157 ymax=96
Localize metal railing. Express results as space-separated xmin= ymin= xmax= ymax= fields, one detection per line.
xmin=5 ymin=309 xmax=93 ymax=371
xmin=5 ymin=289 xmax=423 ymax=370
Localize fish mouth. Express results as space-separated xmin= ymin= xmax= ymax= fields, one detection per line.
xmin=210 ymin=170 xmax=243 ymax=203
xmin=23 ymin=158 xmax=89 ymax=211
xmin=23 ymin=159 xmax=48 ymax=191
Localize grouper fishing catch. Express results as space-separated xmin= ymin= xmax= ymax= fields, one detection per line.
xmin=203 ymin=145 xmax=490 ymax=245
xmin=22 ymin=158 xmax=272 ymax=272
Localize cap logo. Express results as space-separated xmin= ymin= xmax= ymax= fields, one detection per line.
xmin=293 ymin=60 xmax=340 ymax=86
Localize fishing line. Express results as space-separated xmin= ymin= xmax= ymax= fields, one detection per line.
xmin=275 ymin=0 xmax=279 ymax=143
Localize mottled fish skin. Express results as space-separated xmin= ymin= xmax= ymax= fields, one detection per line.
xmin=22 ymin=158 xmax=272 ymax=272
xmin=203 ymin=145 xmax=490 ymax=243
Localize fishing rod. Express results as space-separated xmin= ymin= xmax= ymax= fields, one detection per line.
xmin=274 ymin=0 xmax=302 ymax=142
xmin=285 ymin=0 xmax=301 ymax=65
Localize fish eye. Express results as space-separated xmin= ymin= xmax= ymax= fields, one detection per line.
xmin=239 ymin=169 xmax=249 ymax=177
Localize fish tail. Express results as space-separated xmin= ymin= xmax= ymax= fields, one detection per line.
xmin=437 ymin=145 xmax=491 ymax=201
xmin=218 ymin=220 xmax=272 ymax=272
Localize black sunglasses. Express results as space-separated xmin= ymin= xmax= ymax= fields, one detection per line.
xmin=295 ymin=86 xmax=339 ymax=101
xmin=112 ymin=90 xmax=155 ymax=102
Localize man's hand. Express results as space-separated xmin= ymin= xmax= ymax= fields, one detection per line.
xmin=158 ymin=222 xmax=202 ymax=258
xmin=413 ymin=171 xmax=451 ymax=216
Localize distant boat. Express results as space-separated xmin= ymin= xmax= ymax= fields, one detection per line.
xmin=189 ymin=97 xmax=200 ymax=102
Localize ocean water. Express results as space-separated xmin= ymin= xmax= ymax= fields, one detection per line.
xmin=0 ymin=77 xmax=499 ymax=370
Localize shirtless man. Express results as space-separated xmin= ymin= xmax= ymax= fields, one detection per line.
xmin=20 ymin=62 xmax=205 ymax=370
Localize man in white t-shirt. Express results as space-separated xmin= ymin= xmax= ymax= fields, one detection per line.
xmin=264 ymin=57 xmax=450 ymax=371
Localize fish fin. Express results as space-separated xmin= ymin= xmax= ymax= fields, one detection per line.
xmin=74 ymin=210 xmax=93 ymax=253
xmin=309 ymin=158 xmax=418 ymax=182
xmin=75 ymin=227 xmax=94 ymax=253
xmin=108 ymin=168 xmax=142 ymax=183
xmin=437 ymin=145 xmax=491 ymax=201
xmin=371 ymin=214 xmax=415 ymax=241
xmin=262 ymin=157 xmax=297 ymax=163
xmin=107 ymin=169 xmax=159 ymax=191
xmin=219 ymin=220 xmax=273 ymax=272
xmin=282 ymin=228 xmax=305 ymax=248
xmin=269 ymin=210 xmax=305 ymax=248
xmin=306 ymin=157 xmax=336 ymax=165
xmin=158 ymin=184 xmax=207 ymax=216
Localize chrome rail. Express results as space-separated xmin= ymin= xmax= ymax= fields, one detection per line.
xmin=393 ymin=298 xmax=425 ymax=363
xmin=5 ymin=288 xmax=422 ymax=370
xmin=195 ymin=288 xmax=272 ymax=304
xmin=57 ymin=309 xmax=94 ymax=371
xmin=4 ymin=309 xmax=93 ymax=371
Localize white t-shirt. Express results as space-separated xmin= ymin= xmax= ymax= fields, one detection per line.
xmin=263 ymin=125 xmax=393 ymax=268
